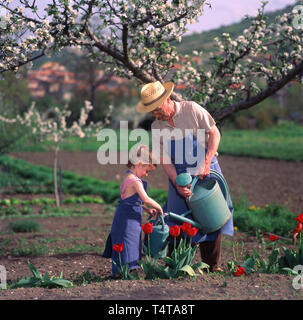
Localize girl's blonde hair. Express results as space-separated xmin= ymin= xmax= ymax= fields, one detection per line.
xmin=127 ymin=144 xmax=157 ymax=169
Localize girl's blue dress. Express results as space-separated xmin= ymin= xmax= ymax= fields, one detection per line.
xmin=102 ymin=171 xmax=147 ymax=274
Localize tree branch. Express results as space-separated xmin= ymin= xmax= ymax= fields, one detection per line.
xmin=122 ymin=24 xmax=129 ymax=61
xmin=213 ymin=60 xmax=303 ymax=121
xmin=85 ymin=24 xmax=155 ymax=84
xmin=0 ymin=3 xmax=41 ymax=24
xmin=0 ymin=50 xmax=46 ymax=74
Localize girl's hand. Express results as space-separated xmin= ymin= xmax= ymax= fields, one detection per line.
xmin=148 ymin=208 xmax=158 ymax=217
xmin=154 ymin=206 xmax=164 ymax=216
xmin=146 ymin=208 xmax=163 ymax=217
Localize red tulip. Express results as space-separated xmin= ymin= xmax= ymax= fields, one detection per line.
xmin=169 ymin=225 xmax=181 ymax=238
xmin=292 ymin=223 xmax=303 ymax=245
xmin=269 ymin=235 xmax=279 ymax=242
xmin=234 ymin=265 xmax=245 ymax=277
xmin=293 ymin=223 xmax=303 ymax=234
xmin=186 ymin=226 xmax=199 ymax=238
xmin=295 ymin=213 xmax=303 ymax=224
xmin=141 ymin=222 xmax=153 ymax=234
xmin=112 ymin=243 xmax=123 ymax=253
xmin=181 ymin=222 xmax=192 ymax=233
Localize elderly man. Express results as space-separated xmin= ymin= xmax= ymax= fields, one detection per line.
xmin=136 ymin=81 xmax=234 ymax=272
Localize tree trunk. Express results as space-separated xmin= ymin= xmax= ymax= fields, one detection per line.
xmin=59 ymin=164 xmax=63 ymax=207
xmin=53 ymin=143 xmax=60 ymax=208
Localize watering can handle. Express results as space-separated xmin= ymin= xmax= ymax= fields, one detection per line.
xmin=147 ymin=213 xmax=166 ymax=231
xmin=190 ymin=169 xmax=230 ymax=202
xmin=158 ymin=214 xmax=166 ymax=231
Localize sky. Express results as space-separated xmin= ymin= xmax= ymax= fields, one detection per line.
xmin=186 ymin=0 xmax=298 ymax=34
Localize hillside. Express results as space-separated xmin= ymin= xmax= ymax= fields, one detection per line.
xmin=174 ymin=4 xmax=295 ymax=55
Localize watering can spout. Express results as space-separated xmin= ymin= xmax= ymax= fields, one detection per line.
xmin=167 ymin=212 xmax=203 ymax=231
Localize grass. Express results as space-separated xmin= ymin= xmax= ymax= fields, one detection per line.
xmin=11 ymin=122 xmax=303 ymax=161
xmin=10 ymin=239 xmax=50 ymax=256
xmin=233 ymin=198 xmax=296 ymax=237
xmin=219 ymin=122 xmax=303 ymax=161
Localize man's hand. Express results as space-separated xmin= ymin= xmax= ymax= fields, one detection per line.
xmin=194 ymin=162 xmax=211 ymax=180
xmin=176 ymin=184 xmax=192 ymax=198
xmin=198 ymin=163 xmax=211 ymax=179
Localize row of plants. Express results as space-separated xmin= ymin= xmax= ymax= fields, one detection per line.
xmin=0 ymin=205 xmax=93 ymax=218
xmin=112 ymin=213 xmax=303 ymax=281
xmin=0 ymin=155 xmax=167 ymax=205
xmin=0 ymin=195 xmax=104 ymax=207
xmin=0 ymin=199 xmax=296 ymax=239
xmin=0 ymin=155 xmax=300 ymax=236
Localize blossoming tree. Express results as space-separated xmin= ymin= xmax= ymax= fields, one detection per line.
xmin=0 ymin=0 xmax=303 ymax=121
xmin=0 ymin=101 xmax=112 ymax=207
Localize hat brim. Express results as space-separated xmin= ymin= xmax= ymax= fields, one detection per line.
xmin=136 ymin=82 xmax=174 ymax=114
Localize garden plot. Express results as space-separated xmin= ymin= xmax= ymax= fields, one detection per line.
xmin=0 ymin=199 xmax=302 ymax=300
xmin=0 ymin=152 xmax=303 ymax=299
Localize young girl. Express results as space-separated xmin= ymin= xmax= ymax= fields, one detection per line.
xmin=102 ymin=145 xmax=163 ymax=278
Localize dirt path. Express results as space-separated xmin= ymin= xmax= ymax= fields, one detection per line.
xmin=9 ymin=151 xmax=303 ymax=213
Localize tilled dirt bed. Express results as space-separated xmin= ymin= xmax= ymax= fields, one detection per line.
xmin=0 ymin=151 xmax=302 ymax=301
xmin=9 ymin=151 xmax=303 ymax=213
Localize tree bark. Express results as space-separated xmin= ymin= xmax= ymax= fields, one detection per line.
xmin=53 ymin=143 xmax=60 ymax=208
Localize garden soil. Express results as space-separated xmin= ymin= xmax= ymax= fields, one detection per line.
xmin=9 ymin=151 xmax=303 ymax=213
xmin=0 ymin=151 xmax=302 ymax=301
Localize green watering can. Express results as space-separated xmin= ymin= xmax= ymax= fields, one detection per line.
xmin=146 ymin=214 xmax=169 ymax=258
xmin=168 ymin=169 xmax=232 ymax=234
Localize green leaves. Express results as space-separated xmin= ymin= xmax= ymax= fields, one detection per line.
xmin=11 ymin=261 xmax=73 ymax=289
xmin=241 ymin=256 xmax=255 ymax=273
xmin=278 ymin=244 xmax=303 ymax=272
xmin=138 ymin=243 xmax=163 ymax=280
xmin=228 ymin=240 xmax=303 ymax=276
xmin=139 ymin=237 xmax=208 ymax=280
xmin=179 ymin=265 xmax=196 ymax=277
xmin=28 ymin=261 xmax=42 ymax=280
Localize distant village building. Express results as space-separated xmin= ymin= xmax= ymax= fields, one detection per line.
xmin=27 ymin=62 xmax=76 ymax=101
xmin=26 ymin=62 xmax=134 ymax=102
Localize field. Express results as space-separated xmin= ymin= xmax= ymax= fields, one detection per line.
xmin=0 ymin=150 xmax=303 ymax=300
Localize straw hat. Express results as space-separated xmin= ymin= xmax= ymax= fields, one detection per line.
xmin=136 ymin=81 xmax=174 ymax=114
